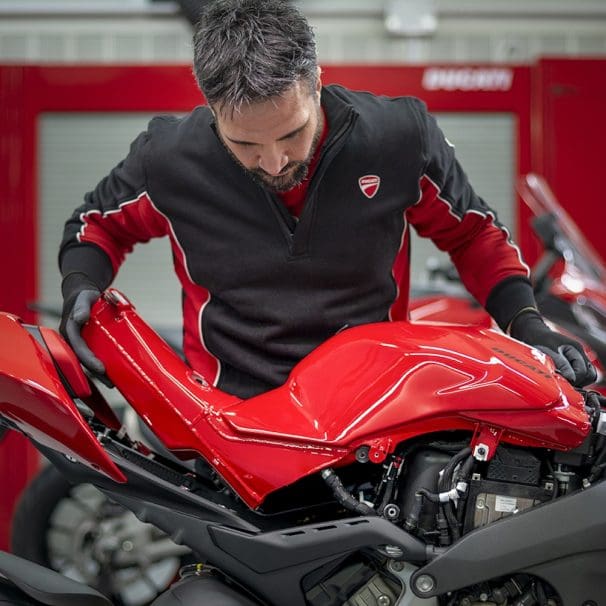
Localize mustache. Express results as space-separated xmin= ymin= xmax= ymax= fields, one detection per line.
xmin=251 ymin=162 xmax=302 ymax=178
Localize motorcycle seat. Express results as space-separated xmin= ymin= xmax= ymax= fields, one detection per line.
xmin=0 ymin=550 xmax=111 ymax=606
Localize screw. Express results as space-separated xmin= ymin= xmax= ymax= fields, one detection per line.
xmin=476 ymin=497 xmax=485 ymax=510
xmin=415 ymin=574 xmax=435 ymax=594
xmin=122 ymin=540 xmax=134 ymax=552
xmin=377 ymin=596 xmax=391 ymax=606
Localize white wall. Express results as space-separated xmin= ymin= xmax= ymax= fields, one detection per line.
xmin=1 ymin=0 xmax=605 ymax=64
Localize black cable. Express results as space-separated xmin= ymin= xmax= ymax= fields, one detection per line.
xmin=444 ymin=501 xmax=460 ymax=541
xmin=321 ymin=469 xmax=377 ymax=516
xmin=438 ymin=447 xmax=472 ymax=492
xmin=455 ymin=456 xmax=475 ymax=526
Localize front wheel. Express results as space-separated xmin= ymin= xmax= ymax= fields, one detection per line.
xmin=11 ymin=465 xmax=192 ymax=606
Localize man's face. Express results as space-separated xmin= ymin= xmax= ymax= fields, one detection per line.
xmin=214 ymin=78 xmax=323 ymax=193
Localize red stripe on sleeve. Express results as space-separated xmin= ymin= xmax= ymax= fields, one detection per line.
xmin=407 ymin=175 xmax=529 ymax=306
xmin=78 ymin=192 xmax=168 ymax=272
xmin=79 ymin=193 xmax=221 ymax=384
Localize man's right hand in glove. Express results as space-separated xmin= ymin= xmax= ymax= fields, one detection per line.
xmin=59 ymin=273 xmax=105 ymax=375
xmin=509 ymin=308 xmax=597 ymax=387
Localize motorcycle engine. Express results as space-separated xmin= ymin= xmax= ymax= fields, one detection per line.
xmin=397 ymin=443 xmax=572 ymax=541
xmin=461 ymin=447 xmax=555 ymax=533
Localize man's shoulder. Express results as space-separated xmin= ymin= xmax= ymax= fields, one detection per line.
xmin=147 ymin=106 xmax=212 ymax=137
xmin=323 ymin=84 xmax=428 ymax=146
xmin=143 ymin=106 xmax=217 ymax=165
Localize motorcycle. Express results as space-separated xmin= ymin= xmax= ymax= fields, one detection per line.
xmin=409 ymin=173 xmax=606 ymax=394
xmin=1 ymin=287 xmax=606 ymax=605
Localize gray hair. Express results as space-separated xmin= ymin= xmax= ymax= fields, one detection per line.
xmin=193 ymin=0 xmax=318 ymax=112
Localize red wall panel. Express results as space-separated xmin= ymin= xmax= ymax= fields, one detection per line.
xmin=533 ymin=58 xmax=606 ymax=264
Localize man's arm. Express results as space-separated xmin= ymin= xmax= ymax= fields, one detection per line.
xmin=406 ymin=101 xmax=595 ymax=386
xmin=59 ymin=127 xmax=168 ymax=373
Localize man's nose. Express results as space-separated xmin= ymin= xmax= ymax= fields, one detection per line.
xmin=258 ymin=147 xmax=289 ymax=176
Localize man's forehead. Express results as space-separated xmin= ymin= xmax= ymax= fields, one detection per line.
xmin=214 ymin=78 xmax=313 ymax=117
xmin=214 ymin=85 xmax=315 ymax=142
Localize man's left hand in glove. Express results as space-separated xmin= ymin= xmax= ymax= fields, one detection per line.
xmin=509 ymin=308 xmax=597 ymax=387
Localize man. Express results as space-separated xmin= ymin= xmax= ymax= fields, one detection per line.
xmin=59 ymin=0 xmax=595 ymax=398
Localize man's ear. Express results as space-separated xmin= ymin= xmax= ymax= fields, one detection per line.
xmin=315 ymin=66 xmax=323 ymax=101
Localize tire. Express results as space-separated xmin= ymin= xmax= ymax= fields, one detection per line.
xmin=10 ymin=465 xmax=192 ymax=606
xmin=0 ymin=580 xmax=38 ymax=606
xmin=10 ymin=464 xmax=72 ymax=564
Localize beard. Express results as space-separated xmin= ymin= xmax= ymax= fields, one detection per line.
xmin=219 ymin=105 xmax=324 ymax=194
xmin=246 ymin=160 xmax=311 ymax=193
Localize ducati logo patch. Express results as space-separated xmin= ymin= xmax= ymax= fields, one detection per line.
xmin=358 ymin=175 xmax=381 ymax=199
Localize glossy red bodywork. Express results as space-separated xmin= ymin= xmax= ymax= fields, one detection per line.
xmin=39 ymin=326 xmax=91 ymax=398
xmin=77 ymin=290 xmax=589 ymax=509
xmin=0 ymin=290 xmax=591 ymax=510
xmin=0 ymin=313 xmax=125 ymax=483
xmin=409 ymin=292 xmax=605 ymax=391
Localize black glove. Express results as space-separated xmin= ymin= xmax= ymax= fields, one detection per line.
xmin=510 ymin=309 xmax=597 ymax=387
xmin=60 ymin=273 xmax=105 ymax=375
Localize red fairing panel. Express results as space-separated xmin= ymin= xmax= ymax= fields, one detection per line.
xmin=0 ymin=314 xmax=125 ymax=483
xmin=83 ymin=291 xmax=589 ymax=509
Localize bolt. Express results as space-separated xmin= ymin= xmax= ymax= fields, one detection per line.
xmin=389 ymin=560 xmax=405 ymax=572
xmin=384 ymin=504 xmax=400 ymax=520
xmin=377 ymin=596 xmax=391 ymax=606
xmin=476 ymin=498 xmax=485 ymax=510
xmin=415 ymin=574 xmax=435 ymax=594
xmin=355 ymin=446 xmax=370 ymax=463
xmin=122 ymin=540 xmax=134 ymax=552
